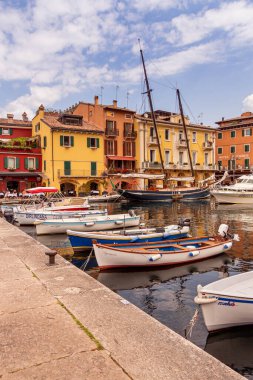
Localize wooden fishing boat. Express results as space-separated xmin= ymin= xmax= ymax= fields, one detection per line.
xmin=35 ymin=211 xmax=140 ymax=235
xmin=67 ymin=219 xmax=190 ymax=251
xmin=195 ymin=271 xmax=253 ymax=332
xmin=87 ymin=193 xmax=121 ymax=203
xmin=93 ymin=225 xmax=237 ymax=270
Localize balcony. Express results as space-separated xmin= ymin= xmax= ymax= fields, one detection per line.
xmin=142 ymin=161 xmax=162 ymax=169
xmin=176 ymin=139 xmax=188 ymax=149
xmin=57 ymin=169 xmax=104 ymax=178
xmin=166 ymin=163 xmax=216 ymax=171
xmin=105 ymin=128 xmax=119 ymax=137
xmin=148 ymin=136 xmax=159 ymax=145
xmin=123 ymin=130 xmax=137 ymax=139
xmin=202 ymin=141 xmax=213 ymax=150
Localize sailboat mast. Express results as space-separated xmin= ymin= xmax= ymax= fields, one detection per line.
xmin=140 ymin=48 xmax=165 ymax=174
xmin=176 ymin=89 xmax=194 ymax=178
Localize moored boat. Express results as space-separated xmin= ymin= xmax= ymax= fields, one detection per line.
xmin=93 ymin=224 xmax=238 ymax=270
xmin=87 ymin=193 xmax=121 ymax=203
xmin=195 ymin=271 xmax=253 ymax=332
xmin=67 ymin=219 xmax=190 ymax=251
xmin=211 ymin=174 xmax=253 ymax=204
xmin=35 ymin=211 xmax=140 ymax=235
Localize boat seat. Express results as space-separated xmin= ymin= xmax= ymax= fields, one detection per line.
xmin=169 ymin=244 xmax=189 ymax=250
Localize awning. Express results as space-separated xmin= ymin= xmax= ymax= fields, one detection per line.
xmin=168 ymin=177 xmax=195 ymax=182
xmin=26 ymin=187 xmax=58 ymax=194
xmin=106 ymin=156 xmax=135 ymax=161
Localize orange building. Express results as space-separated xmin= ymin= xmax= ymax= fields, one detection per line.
xmin=67 ymin=96 xmax=137 ymax=189
xmin=216 ymin=112 xmax=253 ymax=178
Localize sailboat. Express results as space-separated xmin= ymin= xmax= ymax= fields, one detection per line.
xmin=117 ymin=48 xmax=210 ymax=202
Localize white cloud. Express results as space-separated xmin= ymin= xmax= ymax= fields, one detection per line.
xmin=243 ymin=94 xmax=253 ymax=112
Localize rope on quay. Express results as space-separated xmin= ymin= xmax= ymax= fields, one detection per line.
xmin=80 ymin=248 xmax=94 ymax=271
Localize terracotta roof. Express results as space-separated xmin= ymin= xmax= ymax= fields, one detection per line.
xmin=103 ymin=105 xmax=135 ymax=113
xmin=42 ymin=115 xmax=104 ymax=133
xmin=0 ymin=118 xmax=32 ymax=128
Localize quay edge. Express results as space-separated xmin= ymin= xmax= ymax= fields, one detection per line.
xmin=0 ymin=218 xmax=243 ymax=380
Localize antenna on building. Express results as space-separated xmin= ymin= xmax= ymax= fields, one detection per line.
xmin=197 ymin=112 xmax=203 ymax=124
xmin=115 ymin=85 xmax=119 ymax=101
xmin=126 ymin=90 xmax=130 ymax=108
xmin=100 ymin=86 xmax=104 ymax=104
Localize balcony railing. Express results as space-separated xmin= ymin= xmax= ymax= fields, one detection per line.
xmin=105 ymin=128 xmax=119 ymax=137
xmin=148 ymin=136 xmax=158 ymax=145
xmin=176 ymin=139 xmax=188 ymax=149
xmin=58 ymin=169 xmax=104 ymax=178
xmin=202 ymin=141 xmax=213 ymax=150
xmin=164 ymin=163 xmax=216 ymax=170
xmin=123 ymin=130 xmax=137 ymax=139
xmin=142 ymin=161 xmax=162 ymax=169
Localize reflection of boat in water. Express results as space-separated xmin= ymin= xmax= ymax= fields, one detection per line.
xmin=205 ymin=326 xmax=253 ymax=375
xmin=89 ymin=254 xmax=232 ymax=291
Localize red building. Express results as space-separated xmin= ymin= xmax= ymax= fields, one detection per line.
xmin=0 ymin=113 xmax=42 ymax=193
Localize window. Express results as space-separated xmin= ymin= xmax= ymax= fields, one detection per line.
xmin=1 ymin=128 xmax=13 ymax=135
xmin=124 ymin=123 xmax=134 ymax=137
xmin=125 ymin=114 xmax=133 ymax=119
xmin=150 ymin=150 xmax=155 ymax=162
xmin=218 ymin=132 xmax=222 ymax=139
xmin=245 ymin=159 xmax=250 ymax=169
xmin=35 ymin=123 xmax=40 ymax=132
xmin=91 ymin=162 xmax=97 ymax=176
xmin=204 ymin=153 xmax=208 ymax=166
xmin=204 ymin=133 xmax=208 ymax=142
xmin=105 ymin=120 xmax=117 ymax=135
xmin=230 ymin=146 xmax=236 ymax=154
xmin=44 ymin=160 xmax=46 ymax=171
xmin=43 ymin=136 xmax=47 ymax=148
xmin=165 ymin=150 xmax=170 ymax=165
xmin=179 ymin=130 xmax=184 ymax=141
xmin=231 ymin=131 xmax=236 ymax=138
xmin=179 ymin=151 xmax=183 ymax=165
xmin=105 ymin=140 xmax=117 ymax=155
xmin=242 ymin=129 xmax=252 ymax=136
xmin=245 ymin=144 xmax=250 ymax=153
xmin=218 ymin=160 xmax=222 ymax=170
xmin=123 ymin=141 xmax=135 ymax=156
xmin=165 ymin=129 xmax=170 ymax=140
xmin=4 ymin=157 xmax=19 ymax=170
xmin=150 ymin=127 xmax=155 ymax=137
xmin=192 ymin=151 xmax=197 ymax=165
xmin=87 ymin=138 xmax=99 ymax=148
xmin=217 ymin=147 xmax=222 ymax=154
xmin=60 ymin=135 xmax=74 ymax=147
xmin=192 ymin=131 xmax=197 ymax=143
xmin=25 ymin=157 xmax=39 ymax=170
xmin=64 ymin=161 xmax=71 ymax=175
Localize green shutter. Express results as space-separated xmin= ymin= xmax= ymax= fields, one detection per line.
xmin=242 ymin=130 xmax=245 ymax=137
xmin=251 ymin=129 xmax=252 ymax=136
xmin=96 ymin=138 xmax=99 ymax=148
xmin=87 ymin=137 xmax=91 ymax=147
xmin=0 ymin=128 xmax=2 ymax=134
xmin=25 ymin=158 xmax=28 ymax=169
xmin=4 ymin=157 xmax=8 ymax=169
xmin=44 ymin=160 xmax=46 ymax=171
xmin=70 ymin=136 xmax=74 ymax=146
xmin=91 ymin=162 xmax=97 ymax=176
xmin=9 ymin=128 xmax=13 ymax=135
xmin=44 ymin=136 xmax=47 ymax=147
xmin=64 ymin=161 xmax=71 ymax=175
xmin=16 ymin=158 xmax=20 ymax=169
xmin=60 ymin=135 xmax=63 ymax=146
xmin=36 ymin=157 xmax=39 ymax=169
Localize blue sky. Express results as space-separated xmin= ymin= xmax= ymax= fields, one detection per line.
xmin=0 ymin=0 xmax=253 ymax=126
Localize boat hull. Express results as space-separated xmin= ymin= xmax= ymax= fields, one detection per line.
xmin=35 ymin=214 xmax=140 ymax=235
xmin=93 ymin=239 xmax=232 ymax=269
xmin=67 ymin=226 xmax=190 ymax=251
xmin=211 ymin=190 xmax=253 ymax=204
xmin=119 ymin=188 xmax=210 ymax=202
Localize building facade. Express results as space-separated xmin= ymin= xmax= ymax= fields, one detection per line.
xmin=0 ymin=113 xmax=42 ymax=192
xmin=32 ymin=105 xmax=105 ymax=195
xmin=135 ymin=110 xmax=216 ymax=188
xmin=216 ymin=112 xmax=253 ymax=180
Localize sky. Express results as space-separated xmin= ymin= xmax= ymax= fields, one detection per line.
xmin=1 ymin=0 xmax=253 ymax=126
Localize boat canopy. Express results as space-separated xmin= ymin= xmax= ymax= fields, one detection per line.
xmin=26 ymin=187 xmax=59 ymax=194
xmin=121 ymin=173 xmax=165 ymax=180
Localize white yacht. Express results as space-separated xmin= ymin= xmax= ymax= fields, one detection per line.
xmin=211 ymin=174 xmax=253 ymax=204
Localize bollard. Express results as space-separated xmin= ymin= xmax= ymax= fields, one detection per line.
xmin=45 ymin=249 xmax=57 ymax=265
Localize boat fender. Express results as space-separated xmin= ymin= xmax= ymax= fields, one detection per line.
xmin=189 ymin=250 xmax=200 ymax=257
xmin=223 ymin=242 xmax=232 ymax=249
xmin=131 ymin=236 xmax=139 ymax=242
xmin=85 ymin=222 xmax=95 ymax=226
xmin=115 ymin=220 xmax=123 ymax=225
xmin=149 ymin=253 xmax=162 ymax=262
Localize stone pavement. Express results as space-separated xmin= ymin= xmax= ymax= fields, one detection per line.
xmin=0 ymin=218 xmax=244 ymax=379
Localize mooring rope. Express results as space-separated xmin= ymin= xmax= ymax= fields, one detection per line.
xmin=185 ymin=308 xmax=199 ymax=339
xmin=80 ymin=248 xmax=94 ymax=271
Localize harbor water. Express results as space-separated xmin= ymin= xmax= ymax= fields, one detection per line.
xmin=19 ymin=199 xmax=253 ymax=379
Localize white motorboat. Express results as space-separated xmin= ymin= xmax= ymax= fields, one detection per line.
xmin=195 ymin=271 xmax=253 ymax=332
xmin=93 ymin=225 xmax=238 ymax=270
xmin=211 ymin=174 xmax=253 ymax=204
xmin=14 ymin=209 xmax=108 ymax=225
xmin=87 ymin=193 xmax=121 ymax=203
xmin=35 ymin=211 xmax=140 ymax=235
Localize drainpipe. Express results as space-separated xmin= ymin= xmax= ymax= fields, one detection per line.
xmin=51 ymin=129 xmax=54 ymax=182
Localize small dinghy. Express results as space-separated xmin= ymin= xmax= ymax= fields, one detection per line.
xmin=195 ymin=270 xmax=253 ymax=332
xmin=93 ymin=224 xmax=239 ymax=270
xmin=67 ymin=218 xmax=190 ymax=251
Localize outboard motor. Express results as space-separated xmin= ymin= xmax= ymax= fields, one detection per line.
xmin=3 ymin=208 xmax=14 ymax=224
xmin=128 ymin=209 xmax=136 ymax=217
xmin=218 ymin=224 xmax=229 ymax=238
xmin=178 ymin=218 xmax=191 ymax=227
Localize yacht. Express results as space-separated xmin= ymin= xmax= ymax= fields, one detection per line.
xmin=211 ymin=174 xmax=253 ymax=204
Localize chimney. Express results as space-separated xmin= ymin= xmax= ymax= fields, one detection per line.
xmin=7 ymin=113 xmax=14 ymax=122
xmin=94 ymin=95 xmax=99 ymax=105
xmin=22 ymin=112 xmax=28 ymax=122
xmin=113 ymin=100 xmax=117 ymax=108
xmin=222 ymin=117 xmax=224 ymax=121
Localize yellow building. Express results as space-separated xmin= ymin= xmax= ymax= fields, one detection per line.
xmin=135 ymin=110 xmax=216 ymax=187
xmin=32 ymin=105 xmax=105 ymax=195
